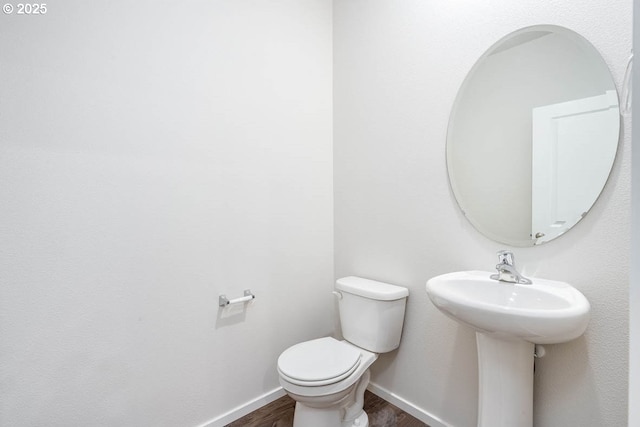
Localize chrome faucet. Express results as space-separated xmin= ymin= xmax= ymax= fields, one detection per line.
xmin=489 ymin=250 xmax=532 ymax=284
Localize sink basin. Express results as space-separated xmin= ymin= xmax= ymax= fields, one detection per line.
xmin=427 ymin=269 xmax=591 ymax=426
xmin=426 ymin=270 xmax=590 ymax=344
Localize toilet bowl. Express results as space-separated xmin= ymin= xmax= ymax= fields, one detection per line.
xmin=277 ymin=277 xmax=408 ymax=427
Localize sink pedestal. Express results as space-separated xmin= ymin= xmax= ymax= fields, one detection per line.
xmin=427 ymin=271 xmax=591 ymax=427
xmin=476 ymin=333 xmax=534 ymax=427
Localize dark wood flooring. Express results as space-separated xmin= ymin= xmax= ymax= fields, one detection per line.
xmin=226 ymin=390 xmax=429 ymax=427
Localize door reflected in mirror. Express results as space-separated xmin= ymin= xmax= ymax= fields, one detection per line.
xmin=447 ymin=25 xmax=620 ymax=246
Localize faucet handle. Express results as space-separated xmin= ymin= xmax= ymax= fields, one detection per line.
xmin=496 ymin=250 xmax=514 ymax=266
xmin=492 ymin=250 xmax=532 ymax=284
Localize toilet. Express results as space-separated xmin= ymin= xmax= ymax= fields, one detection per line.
xmin=277 ymin=276 xmax=409 ymax=427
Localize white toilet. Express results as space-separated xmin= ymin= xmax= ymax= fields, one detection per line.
xmin=277 ymin=276 xmax=409 ymax=427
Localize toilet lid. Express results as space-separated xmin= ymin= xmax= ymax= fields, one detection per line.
xmin=278 ymin=337 xmax=361 ymax=385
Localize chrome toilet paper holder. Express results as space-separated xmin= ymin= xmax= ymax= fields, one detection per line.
xmin=219 ymin=289 xmax=255 ymax=307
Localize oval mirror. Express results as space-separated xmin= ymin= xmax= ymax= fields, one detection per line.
xmin=447 ymin=25 xmax=620 ymax=246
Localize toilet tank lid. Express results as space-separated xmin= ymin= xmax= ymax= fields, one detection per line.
xmin=336 ymin=276 xmax=409 ymax=301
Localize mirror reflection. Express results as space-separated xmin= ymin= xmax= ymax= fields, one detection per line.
xmin=447 ymin=25 xmax=620 ymax=246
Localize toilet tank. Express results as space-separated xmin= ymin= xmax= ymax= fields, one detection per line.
xmin=335 ymin=276 xmax=409 ymax=353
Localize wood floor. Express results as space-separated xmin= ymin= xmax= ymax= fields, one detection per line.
xmin=226 ymin=390 xmax=428 ymax=427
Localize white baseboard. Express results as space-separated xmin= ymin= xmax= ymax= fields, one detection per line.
xmin=196 ymin=387 xmax=286 ymax=427
xmin=367 ymin=382 xmax=453 ymax=427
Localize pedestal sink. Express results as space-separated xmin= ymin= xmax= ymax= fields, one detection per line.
xmin=426 ymin=270 xmax=590 ymax=427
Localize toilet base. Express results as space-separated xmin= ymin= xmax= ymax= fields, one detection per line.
xmin=347 ymin=411 xmax=369 ymax=427
xmin=292 ymin=403 xmax=369 ymax=427
xmin=290 ymin=370 xmax=371 ymax=427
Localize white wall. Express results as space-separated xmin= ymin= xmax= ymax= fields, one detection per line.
xmin=334 ymin=1 xmax=630 ymax=426
xmin=630 ymin=1 xmax=639 ymax=425
xmin=0 ymin=1 xmax=333 ymax=426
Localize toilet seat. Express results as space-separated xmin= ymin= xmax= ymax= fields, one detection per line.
xmin=277 ymin=337 xmax=362 ymax=386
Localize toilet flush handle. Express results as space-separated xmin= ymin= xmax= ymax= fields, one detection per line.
xmin=332 ymin=291 xmax=343 ymax=300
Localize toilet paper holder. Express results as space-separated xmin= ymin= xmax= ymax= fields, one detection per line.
xmin=219 ymin=289 xmax=255 ymax=307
